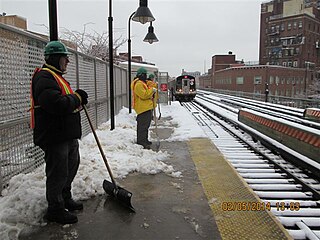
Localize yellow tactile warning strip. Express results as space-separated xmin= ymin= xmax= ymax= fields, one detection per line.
xmin=188 ymin=138 xmax=293 ymax=240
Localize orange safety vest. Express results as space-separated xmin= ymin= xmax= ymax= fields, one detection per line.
xmin=30 ymin=67 xmax=74 ymax=129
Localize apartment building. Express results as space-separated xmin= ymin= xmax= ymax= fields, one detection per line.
xmin=199 ymin=0 xmax=319 ymax=98
xmin=260 ymin=0 xmax=320 ymax=70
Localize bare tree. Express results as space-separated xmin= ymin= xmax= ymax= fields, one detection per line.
xmin=60 ymin=23 xmax=127 ymax=61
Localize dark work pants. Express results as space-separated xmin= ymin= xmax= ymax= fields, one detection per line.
xmin=42 ymin=139 xmax=80 ymax=210
xmin=137 ymin=110 xmax=152 ymax=145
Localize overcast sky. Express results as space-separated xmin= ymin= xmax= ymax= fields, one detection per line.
xmin=1 ymin=0 xmax=265 ymax=77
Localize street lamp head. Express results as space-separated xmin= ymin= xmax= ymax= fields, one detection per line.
xmin=132 ymin=0 xmax=155 ymax=24
xmin=143 ymin=22 xmax=159 ymax=44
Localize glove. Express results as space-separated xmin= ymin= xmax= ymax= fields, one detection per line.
xmin=75 ymin=89 xmax=88 ymax=105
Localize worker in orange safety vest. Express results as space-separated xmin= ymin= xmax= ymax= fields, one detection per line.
xmin=30 ymin=41 xmax=88 ymax=225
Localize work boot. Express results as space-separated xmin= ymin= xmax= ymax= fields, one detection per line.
xmin=137 ymin=142 xmax=151 ymax=149
xmin=44 ymin=208 xmax=78 ymax=224
xmin=65 ymin=199 xmax=83 ymax=211
xmin=143 ymin=145 xmax=151 ymax=150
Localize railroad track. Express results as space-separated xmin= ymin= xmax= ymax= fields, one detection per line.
xmin=196 ymin=92 xmax=320 ymax=130
xmin=182 ymin=101 xmax=320 ymax=240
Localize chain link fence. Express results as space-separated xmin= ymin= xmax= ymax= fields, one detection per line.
xmin=0 ymin=23 xmax=128 ymax=190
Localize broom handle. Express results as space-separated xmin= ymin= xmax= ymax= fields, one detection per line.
xmin=83 ymin=105 xmax=117 ymax=187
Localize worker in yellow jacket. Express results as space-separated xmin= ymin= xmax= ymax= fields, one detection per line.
xmin=131 ymin=67 xmax=157 ymax=149
xmin=146 ymin=73 xmax=158 ymax=107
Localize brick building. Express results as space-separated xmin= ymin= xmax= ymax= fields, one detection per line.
xmin=199 ymin=0 xmax=320 ymax=98
xmin=260 ymin=0 xmax=320 ymax=69
xmin=0 ymin=15 xmax=27 ymax=30
xmin=213 ymin=64 xmax=307 ymax=97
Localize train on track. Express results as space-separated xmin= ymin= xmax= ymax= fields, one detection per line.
xmin=238 ymin=108 xmax=320 ymax=163
xmin=170 ymin=75 xmax=197 ymax=102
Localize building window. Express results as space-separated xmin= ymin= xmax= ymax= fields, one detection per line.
xmin=293 ymin=61 xmax=298 ymax=67
xmin=290 ymin=49 xmax=294 ymax=56
xmin=269 ymin=76 xmax=274 ymax=84
xmin=298 ymin=21 xmax=303 ymax=28
xmin=283 ymin=61 xmax=287 ymax=67
xmin=254 ymin=76 xmax=262 ymax=84
xmin=293 ymin=22 xmax=297 ymax=29
xmin=281 ymin=23 xmax=285 ymax=31
xmin=287 ymin=77 xmax=291 ymax=84
xmin=295 ymin=47 xmax=300 ymax=54
xmin=236 ymin=76 xmax=244 ymax=84
xmin=275 ymin=76 xmax=280 ymax=85
xmin=288 ymin=22 xmax=291 ymax=30
xmin=288 ymin=61 xmax=293 ymax=67
xmin=286 ymin=89 xmax=290 ymax=96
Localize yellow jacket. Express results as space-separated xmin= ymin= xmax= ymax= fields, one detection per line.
xmin=146 ymin=80 xmax=157 ymax=88
xmin=146 ymin=80 xmax=159 ymax=103
xmin=131 ymin=78 xmax=157 ymax=115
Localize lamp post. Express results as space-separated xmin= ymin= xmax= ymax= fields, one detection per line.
xmin=110 ymin=0 xmax=155 ymax=128
xmin=127 ymin=0 xmax=156 ymax=113
xmin=128 ymin=19 xmax=159 ymax=114
xmin=265 ymin=83 xmax=269 ymax=102
xmin=48 ymin=0 xmax=58 ymax=41
xmin=108 ymin=0 xmax=115 ymax=130
xmin=128 ymin=12 xmax=135 ymax=114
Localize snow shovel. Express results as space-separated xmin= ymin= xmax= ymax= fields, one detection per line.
xmin=82 ymin=105 xmax=135 ymax=212
xmin=152 ymin=99 xmax=160 ymax=152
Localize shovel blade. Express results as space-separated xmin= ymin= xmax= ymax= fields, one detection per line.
xmin=103 ymin=179 xmax=135 ymax=212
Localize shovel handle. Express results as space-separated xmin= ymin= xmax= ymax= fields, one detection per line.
xmin=82 ymin=105 xmax=117 ymax=188
xmin=157 ymin=97 xmax=161 ymax=120
xmin=152 ymin=98 xmax=158 ymax=132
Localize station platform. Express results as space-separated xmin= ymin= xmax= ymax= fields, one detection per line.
xmin=20 ymin=116 xmax=292 ymax=240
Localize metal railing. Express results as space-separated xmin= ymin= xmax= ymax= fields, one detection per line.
xmin=0 ymin=23 xmax=128 ymax=190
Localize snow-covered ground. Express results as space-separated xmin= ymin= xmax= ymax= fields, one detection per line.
xmin=0 ymin=102 xmax=206 ymax=240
